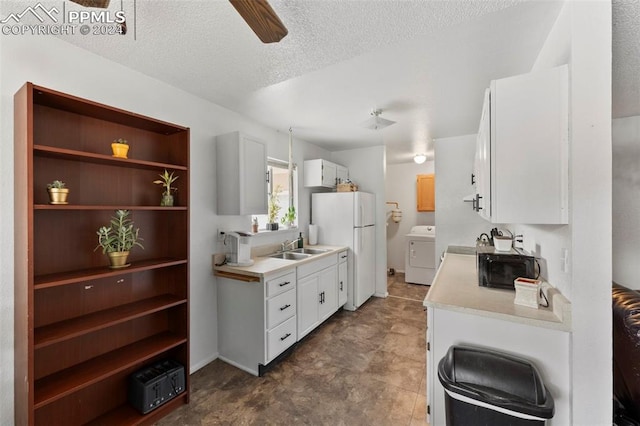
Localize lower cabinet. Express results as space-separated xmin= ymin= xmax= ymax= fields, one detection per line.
xmin=217 ymin=268 xmax=297 ymax=376
xmin=338 ymin=250 xmax=348 ymax=307
xmin=297 ymin=253 xmax=340 ymax=340
xmin=216 ymin=252 xmax=346 ymax=375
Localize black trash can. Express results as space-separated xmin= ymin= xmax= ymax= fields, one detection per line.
xmin=438 ymin=345 xmax=554 ymax=426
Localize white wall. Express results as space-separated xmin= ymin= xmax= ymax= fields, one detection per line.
xmin=385 ymin=161 xmax=435 ymax=273
xmin=332 ymin=146 xmax=388 ymax=297
xmin=0 ymin=35 xmax=332 ymax=424
xmin=613 ymin=115 xmax=640 ymax=289
xmin=434 ymin=134 xmax=490 ymax=262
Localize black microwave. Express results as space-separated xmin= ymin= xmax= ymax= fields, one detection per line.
xmin=477 ymin=248 xmax=536 ymax=290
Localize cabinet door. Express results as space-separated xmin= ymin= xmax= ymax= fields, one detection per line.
xmin=241 ymin=135 xmax=268 ymax=214
xmin=322 ymin=161 xmax=337 ymax=188
xmin=490 ymin=65 xmax=568 ymax=224
xmin=417 ymin=174 xmax=435 ymax=212
xmin=338 ymin=254 xmax=348 ymax=307
xmin=297 ymin=274 xmax=319 ymax=339
xmin=336 ymin=165 xmax=349 ymax=184
xmin=318 ymin=265 xmax=337 ymax=322
xmin=476 ymin=89 xmax=491 ymax=220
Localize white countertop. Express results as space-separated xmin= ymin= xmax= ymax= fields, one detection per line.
xmin=213 ymin=245 xmax=347 ymax=279
xmin=423 ymin=252 xmax=572 ymax=332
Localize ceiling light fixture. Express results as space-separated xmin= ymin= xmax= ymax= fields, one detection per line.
xmin=360 ymin=109 xmax=396 ymax=131
xmin=414 ymin=154 xmax=427 ymax=164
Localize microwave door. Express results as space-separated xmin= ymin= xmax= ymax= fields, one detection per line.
xmin=487 ymin=257 xmax=533 ymax=289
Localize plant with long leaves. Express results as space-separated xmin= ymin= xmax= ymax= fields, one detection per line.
xmin=95 ymin=210 xmax=144 ymax=253
xmin=153 ymin=169 xmax=179 ymax=196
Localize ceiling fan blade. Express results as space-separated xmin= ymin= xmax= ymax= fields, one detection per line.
xmin=229 ymin=0 xmax=288 ymax=43
xmin=69 ymin=0 xmax=110 ymax=8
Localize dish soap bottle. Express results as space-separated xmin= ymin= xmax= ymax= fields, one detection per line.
xmin=298 ymin=232 xmax=304 ymax=248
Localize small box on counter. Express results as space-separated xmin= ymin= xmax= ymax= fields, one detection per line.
xmin=514 ymin=277 xmax=541 ymax=309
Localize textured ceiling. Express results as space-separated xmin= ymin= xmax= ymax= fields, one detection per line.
xmin=13 ymin=0 xmax=636 ymax=163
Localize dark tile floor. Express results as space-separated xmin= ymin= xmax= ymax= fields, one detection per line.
xmin=158 ymin=273 xmax=430 ymax=425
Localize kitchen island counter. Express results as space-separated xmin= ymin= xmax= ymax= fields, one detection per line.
xmin=423 ymin=252 xmax=571 ymax=332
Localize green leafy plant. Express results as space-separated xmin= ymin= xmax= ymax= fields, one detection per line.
xmin=113 ymin=138 xmax=128 ymax=145
xmin=153 ymin=169 xmax=179 ymax=196
xmin=268 ymin=185 xmax=282 ymax=224
xmin=46 ymin=180 xmax=66 ymax=189
xmin=95 ymin=209 xmax=144 ymax=253
xmin=281 ymin=206 xmax=296 ymax=225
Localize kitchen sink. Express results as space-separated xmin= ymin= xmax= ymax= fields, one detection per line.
xmin=291 ymin=248 xmax=330 ymax=255
xmin=268 ymin=252 xmax=312 ymax=260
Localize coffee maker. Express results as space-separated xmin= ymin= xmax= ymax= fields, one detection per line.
xmin=226 ymin=231 xmax=254 ymax=266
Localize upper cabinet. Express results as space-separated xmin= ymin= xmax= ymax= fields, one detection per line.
xmin=303 ymin=159 xmax=348 ymax=188
xmin=473 ymin=65 xmax=569 ymax=224
xmin=216 ymin=131 xmax=268 ymax=215
xmin=417 ymin=174 xmax=435 ymax=212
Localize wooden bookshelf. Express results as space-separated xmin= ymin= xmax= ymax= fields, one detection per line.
xmin=14 ymin=82 xmax=190 ymax=425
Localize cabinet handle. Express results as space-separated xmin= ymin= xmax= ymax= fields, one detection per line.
xmin=266 ymin=171 xmax=270 ymax=183
xmin=340 ymin=254 xmax=347 ymax=259
xmin=475 ymin=194 xmax=483 ymax=211
xmin=471 ymin=173 xmax=476 ymax=185
xmin=322 ymin=291 xmax=325 ymax=303
xmin=340 ymin=281 xmax=343 ymax=291
xmin=279 ymin=304 xmax=291 ymax=311
xmin=279 ymin=281 xmax=290 ymax=287
xmin=280 ymin=333 xmax=291 ymax=341
xmin=84 ymin=285 xmax=94 ymax=290
xmin=319 ymin=293 xmax=323 ymax=304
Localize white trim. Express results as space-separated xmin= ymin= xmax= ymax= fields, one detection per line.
xmin=217 ymin=355 xmax=259 ymax=376
xmin=444 ymin=388 xmax=547 ymax=421
xmin=190 ymin=352 xmax=219 ymax=374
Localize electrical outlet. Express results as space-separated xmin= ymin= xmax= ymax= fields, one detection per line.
xmin=217 ymin=229 xmax=226 ymax=242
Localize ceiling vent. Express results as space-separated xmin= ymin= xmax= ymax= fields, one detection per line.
xmin=360 ymin=109 xmax=396 ymax=130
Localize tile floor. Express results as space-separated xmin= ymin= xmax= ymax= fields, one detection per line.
xmin=158 ymin=273 xmax=430 ymax=425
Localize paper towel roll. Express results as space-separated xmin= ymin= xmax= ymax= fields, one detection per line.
xmin=308 ymin=224 xmax=318 ymax=245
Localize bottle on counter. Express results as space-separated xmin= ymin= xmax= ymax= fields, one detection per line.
xmin=298 ymin=232 xmax=304 ymax=248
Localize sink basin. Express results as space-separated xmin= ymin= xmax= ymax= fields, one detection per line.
xmin=291 ymin=248 xmax=330 ymax=255
xmin=268 ymin=252 xmax=312 ymax=260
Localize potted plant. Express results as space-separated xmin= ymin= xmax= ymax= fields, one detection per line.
xmin=281 ymin=206 xmax=296 ymax=228
xmin=153 ymin=169 xmax=179 ymax=206
xmin=267 ymin=185 xmax=282 ymax=231
xmin=95 ymin=209 xmax=144 ymax=268
xmin=46 ymin=180 xmax=69 ymax=204
xmin=111 ymin=138 xmax=129 ymax=159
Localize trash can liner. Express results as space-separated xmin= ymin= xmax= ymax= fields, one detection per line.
xmin=438 ymin=345 xmax=554 ymax=420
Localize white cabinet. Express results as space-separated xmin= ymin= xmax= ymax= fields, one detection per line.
xmin=296 ymin=254 xmax=339 ymax=339
xmin=338 ymin=250 xmax=348 ymax=307
xmin=336 ymin=165 xmax=349 ymax=185
xmin=473 ymin=65 xmax=569 ymax=224
xmin=303 ymin=159 xmax=348 ymax=188
xmin=216 ymin=131 xmax=268 ymax=215
xmin=217 ymin=268 xmax=297 ymax=376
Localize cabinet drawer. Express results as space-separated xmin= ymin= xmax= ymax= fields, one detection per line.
xmin=266 ymin=288 xmax=296 ymax=329
xmin=266 ymin=270 xmax=296 ymax=297
xmin=267 ymin=316 xmax=296 ymax=362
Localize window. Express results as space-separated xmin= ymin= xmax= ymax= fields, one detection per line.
xmin=255 ymin=158 xmax=298 ymax=230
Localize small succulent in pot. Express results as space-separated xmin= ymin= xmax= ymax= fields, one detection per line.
xmin=111 ymin=138 xmax=129 ymax=159
xmin=153 ymin=169 xmax=179 ymax=206
xmin=95 ymin=209 xmax=144 ymax=268
xmin=46 ymin=180 xmax=69 ymax=204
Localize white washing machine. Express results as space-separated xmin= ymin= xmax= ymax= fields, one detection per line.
xmin=405 ymin=225 xmax=436 ymax=285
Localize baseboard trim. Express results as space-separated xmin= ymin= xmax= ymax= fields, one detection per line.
xmin=190 ymin=352 xmax=219 ymax=375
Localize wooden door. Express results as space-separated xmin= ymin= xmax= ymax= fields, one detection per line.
xmin=417 ymin=174 xmax=435 ymax=212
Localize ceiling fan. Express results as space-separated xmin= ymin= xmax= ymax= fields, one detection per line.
xmin=68 ymin=0 xmax=288 ymax=44
xmin=229 ymin=0 xmax=288 ymax=43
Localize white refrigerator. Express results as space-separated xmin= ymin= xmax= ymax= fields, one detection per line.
xmin=311 ymin=192 xmax=375 ymax=311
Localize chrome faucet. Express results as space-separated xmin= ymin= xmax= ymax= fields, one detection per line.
xmin=280 ymin=240 xmax=298 ymax=252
